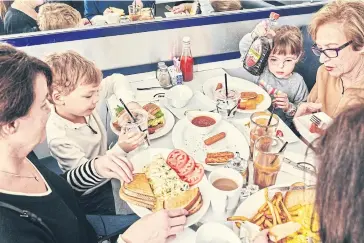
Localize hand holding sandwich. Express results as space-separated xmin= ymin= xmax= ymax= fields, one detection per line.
xmin=120 ymin=209 xmax=188 ymax=243
xmin=94 ymin=154 xmax=134 ymax=183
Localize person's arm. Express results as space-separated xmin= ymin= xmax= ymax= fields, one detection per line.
xmin=84 ymin=0 xmax=100 ymax=19
xmin=99 ymin=73 xmax=135 ymax=105
xmin=284 ymin=75 xmax=309 ymax=119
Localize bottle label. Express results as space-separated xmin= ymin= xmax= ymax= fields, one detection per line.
xmin=245 ymin=39 xmax=263 ymax=68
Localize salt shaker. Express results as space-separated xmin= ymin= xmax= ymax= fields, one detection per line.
xmin=157 ymin=65 xmax=171 ymax=88
xmin=156 ymin=62 xmax=165 ymax=79
xmin=225 ymin=152 xmax=249 ymax=187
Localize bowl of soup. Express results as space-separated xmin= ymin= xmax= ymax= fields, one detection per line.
xmin=186 ymin=111 xmax=221 ymax=135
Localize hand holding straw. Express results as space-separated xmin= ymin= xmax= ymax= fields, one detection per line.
xmin=119 ymin=98 xmax=150 ymax=146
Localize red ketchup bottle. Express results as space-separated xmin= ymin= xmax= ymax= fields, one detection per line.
xmin=180 ymin=37 xmax=194 ymax=82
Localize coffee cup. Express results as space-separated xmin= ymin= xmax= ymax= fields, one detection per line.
xmin=208 ymin=168 xmax=243 ymax=215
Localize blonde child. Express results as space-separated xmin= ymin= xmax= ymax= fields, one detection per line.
xmin=45 ymin=51 xmax=144 ymax=216
xmin=38 ymin=3 xmax=85 ymax=31
xmin=238 ymin=22 xmax=309 ymax=126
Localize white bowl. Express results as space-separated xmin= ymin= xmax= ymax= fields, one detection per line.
xmin=166 ymin=85 xmax=193 ymax=108
xmin=186 ymin=111 xmax=221 ymax=135
xmin=196 ymin=222 xmax=240 ymax=243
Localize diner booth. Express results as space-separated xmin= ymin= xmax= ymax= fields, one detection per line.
xmin=0 ymin=0 xmax=324 ymax=241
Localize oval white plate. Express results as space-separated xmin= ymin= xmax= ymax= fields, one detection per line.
xmin=202 ymin=76 xmax=271 ymax=114
xmin=110 ymin=107 xmax=175 ymax=140
xmin=172 ymin=118 xmax=249 ymax=172
xmin=168 ymin=228 xmax=196 ymax=243
xmin=128 ymin=148 xmax=211 ymax=227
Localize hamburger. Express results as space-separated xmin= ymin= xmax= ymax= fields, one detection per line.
xmin=142 ymin=103 xmax=165 ymax=134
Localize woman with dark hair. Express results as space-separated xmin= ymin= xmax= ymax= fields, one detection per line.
xmin=254 ymin=105 xmax=364 ymax=243
xmin=0 ymin=43 xmax=187 ymax=242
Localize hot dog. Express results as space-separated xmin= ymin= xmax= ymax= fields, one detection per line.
xmin=205 ymin=152 xmax=234 ymax=164
xmin=204 ymin=132 xmax=226 ymax=146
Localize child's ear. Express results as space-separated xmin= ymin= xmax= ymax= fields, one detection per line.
xmin=51 ymin=91 xmax=65 ymax=105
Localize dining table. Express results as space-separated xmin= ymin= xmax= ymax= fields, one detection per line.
xmin=110 ymin=66 xmax=317 ymax=239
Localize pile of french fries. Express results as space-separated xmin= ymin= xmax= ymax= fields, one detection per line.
xmin=228 ymin=189 xmax=301 ymax=230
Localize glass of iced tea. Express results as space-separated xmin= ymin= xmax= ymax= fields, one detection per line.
xmin=128 ymin=5 xmax=141 ymax=21
xmin=249 ymin=111 xmax=279 ymax=157
xmin=253 ymin=136 xmax=283 ymax=189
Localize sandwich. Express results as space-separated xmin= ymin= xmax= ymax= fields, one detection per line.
xmin=284 ymin=182 xmax=316 ymax=208
xmin=112 ymin=105 xmax=124 ymax=131
xmin=268 ymin=222 xmax=301 ymax=242
xmin=119 ymin=173 xmax=156 ymax=209
xmin=109 ymin=7 xmax=125 ymax=16
xmin=163 ymin=188 xmax=202 ymax=216
xmin=142 ymin=103 xmax=165 ymax=134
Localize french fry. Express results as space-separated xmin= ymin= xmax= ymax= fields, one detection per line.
xmin=227 ymin=216 xmax=250 ymax=222
xmin=251 ymin=212 xmax=264 ymax=222
xmin=272 ymin=198 xmax=277 ymax=205
xmin=235 ymin=222 xmax=241 ymax=228
xmin=275 ymin=192 xmax=283 ymax=202
xmin=267 ymin=201 xmax=277 ymax=226
xmin=274 ymin=205 xmax=282 ymax=224
xmin=288 ymin=204 xmax=302 ymax=212
xmin=258 ymin=202 xmax=268 ymax=213
xmin=276 ymin=203 xmax=282 ymax=214
xmin=265 ymin=213 xmax=273 ymax=219
xmin=279 ymin=199 xmax=292 ymax=221
xmin=255 ymin=215 xmax=265 ymax=226
xmin=264 ymin=188 xmax=269 ymax=201
xmin=264 ymin=219 xmax=273 ymax=228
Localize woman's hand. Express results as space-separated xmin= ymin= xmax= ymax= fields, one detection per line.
xmin=94 ymin=154 xmax=134 ymax=183
xmin=80 ymin=18 xmax=91 ymax=26
xmin=252 ymin=20 xmax=276 ymax=38
xmin=121 ymin=209 xmax=188 ymax=243
xmin=173 ymin=4 xmax=186 ymax=14
xmin=273 ymin=93 xmax=290 ymax=112
xmin=294 ymin=102 xmax=322 ymax=118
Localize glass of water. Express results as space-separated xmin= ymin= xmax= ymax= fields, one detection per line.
xmin=215 ymin=89 xmax=240 ymax=119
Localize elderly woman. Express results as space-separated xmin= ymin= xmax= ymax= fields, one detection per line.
xmin=0 ymin=44 xmax=187 ymax=242
xmin=295 ymin=0 xmax=364 ymax=118
xmin=255 ymin=105 xmax=364 ymax=242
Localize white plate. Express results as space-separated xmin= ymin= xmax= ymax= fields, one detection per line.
xmin=110 ymin=107 xmax=175 ymax=140
xmin=196 ymin=222 xmax=240 ymax=243
xmin=232 ymin=117 xmax=300 ymax=144
xmin=232 ymin=183 xmax=293 ymax=233
xmin=161 ymin=91 xmax=216 ymax=120
xmin=168 ymin=228 xmax=196 ymax=243
xmin=202 ymin=76 xmax=271 ymax=113
xmin=172 ymin=118 xmax=249 ymax=171
xmin=293 ymin=112 xmax=332 ymax=144
xmin=128 ymin=148 xmax=211 ymax=227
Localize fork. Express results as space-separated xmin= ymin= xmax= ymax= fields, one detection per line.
xmin=310 ymin=114 xmax=321 ymax=126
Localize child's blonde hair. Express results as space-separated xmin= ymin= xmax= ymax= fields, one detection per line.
xmin=38 ymin=3 xmax=81 ymax=31
xmin=210 ymin=0 xmax=241 ymax=12
xmin=45 ymin=51 xmax=102 ymax=101
xmin=271 ymin=25 xmax=303 ymax=57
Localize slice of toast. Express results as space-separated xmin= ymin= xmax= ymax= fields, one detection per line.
xmin=119 ymin=186 xmax=155 ymax=209
xmin=164 ymin=188 xmax=200 ymax=211
xmin=188 ymin=195 xmax=203 ymax=215
xmin=122 ymin=173 xmax=156 ymax=202
xmin=268 ymin=222 xmax=301 ymax=242
xmin=284 ymin=182 xmax=316 ymax=208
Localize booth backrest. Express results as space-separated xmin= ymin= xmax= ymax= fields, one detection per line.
xmin=295 ymin=25 xmax=321 ymax=91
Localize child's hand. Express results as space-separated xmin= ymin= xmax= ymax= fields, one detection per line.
xmin=117 ymin=131 xmax=146 ymax=153
xmin=273 ymin=93 xmax=290 ymax=112
xmin=173 ymin=4 xmax=186 ymax=14
xmin=252 ymin=20 xmax=276 ymax=38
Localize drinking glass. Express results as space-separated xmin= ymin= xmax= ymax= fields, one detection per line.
xmin=253 ymin=136 xmax=283 ymax=189
xmin=215 ymin=89 xmax=240 ymax=119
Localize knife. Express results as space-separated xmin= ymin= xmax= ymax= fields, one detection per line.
xmin=270 ymin=184 xmax=316 ymax=192
xmin=137 ymin=86 xmax=173 ymax=90
xmin=283 ymin=157 xmax=317 ymax=177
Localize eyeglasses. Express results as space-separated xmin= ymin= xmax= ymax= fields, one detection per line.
xmin=268 ymin=57 xmax=298 ymax=67
xmin=311 ymin=40 xmax=353 ymax=58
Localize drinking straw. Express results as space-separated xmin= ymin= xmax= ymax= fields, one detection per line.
xmin=270 ymin=141 xmax=288 ymax=165
xmin=265 ymin=107 xmax=276 ymax=132
xmin=119 ymin=98 xmax=150 ymax=146
xmin=224 ymin=73 xmax=228 ymax=99
xmin=86 ymin=17 xmax=92 ymax=25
